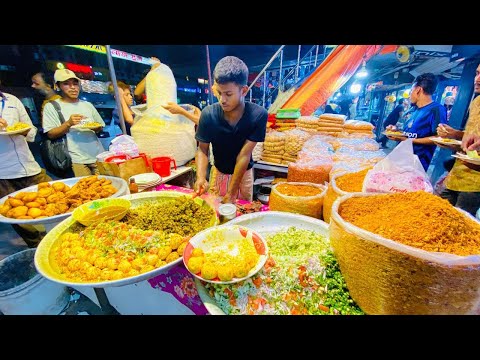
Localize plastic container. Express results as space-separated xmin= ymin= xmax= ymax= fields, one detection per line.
xmin=151 ymin=156 xmax=177 ymax=177
xmin=105 ymin=154 xmax=130 ymax=164
xmin=0 ymin=249 xmax=70 ymax=315
xmin=218 ymin=203 xmax=237 ymax=224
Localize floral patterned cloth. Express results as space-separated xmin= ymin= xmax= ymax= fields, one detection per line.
xmin=146 ymin=184 xmax=268 ymax=315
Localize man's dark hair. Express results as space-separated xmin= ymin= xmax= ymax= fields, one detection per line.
xmin=413 ymin=73 xmax=438 ymax=95
xmin=398 ymin=98 xmax=405 ymax=105
xmin=213 ymin=56 xmax=249 ymax=86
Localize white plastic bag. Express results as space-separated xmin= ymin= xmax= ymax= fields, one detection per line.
xmin=145 ymin=63 xmax=177 ymax=118
xmin=362 ymin=139 xmax=433 ymax=193
xmin=109 ymin=135 xmax=139 ymax=157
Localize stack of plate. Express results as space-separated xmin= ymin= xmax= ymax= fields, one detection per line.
xmin=129 ymin=173 xmax=162 ymax=192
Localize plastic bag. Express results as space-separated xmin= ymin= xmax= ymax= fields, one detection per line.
xmin=362 ymin=139 xmax=433 ymax=193
xmin=287 ymin=159 xmax=333 ymax=184
xmin=109 ymin=135 xmax=139 ymax=157
xmin=330 ymin=192 xmax=480 ymax=314
xmin=145 ymin=63 xmax=177 ymax=117
xmin=269 ymin=182 xmax=327 ymax=219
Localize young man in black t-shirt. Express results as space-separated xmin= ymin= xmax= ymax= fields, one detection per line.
xmin=195 ymin=56 xmax=268 ymax=203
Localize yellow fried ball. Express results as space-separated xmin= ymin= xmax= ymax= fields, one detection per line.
xmin=217 ymin=266 xmax=234 ymax=282
xmin=187 ymin=257 xmax=204 ymax=274
xmin=191 ymin=248 xmax=204 ymax=257
xmin=165 ymin=252 xmax=179 ymax=264
xmin=201 ymin=262 xmax=217 ymax=280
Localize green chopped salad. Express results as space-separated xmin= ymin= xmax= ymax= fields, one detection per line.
xmin=205 ymin=227 xmax=363 ymax=315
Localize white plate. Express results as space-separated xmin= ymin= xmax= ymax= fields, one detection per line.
xmin=382 ymin=131 xmax=405 ymax=138
xmin=431 ymin=137 xmax=462 ymax=146
xmin=184 ymin=225 xmax=268 ymax=285
xmin=195 ymin=211 xmax=329 ymax=315
xmin=452 ymin=153 xmax=480 ymax=165
xmin=0 ymin=126 xmax=32 ymax=135
xmin=129 ymin=173 xmax=161 ymax=185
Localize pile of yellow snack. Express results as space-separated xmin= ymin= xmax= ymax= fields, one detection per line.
xmin=187 ymin=236 xmax=260 ymax=282
xmin=6 ymin=123 xmax=30 ymax=132
xmin=81 ymin=121 xmax=102 ymax=128
xmin=0 ymin=176 xmax=117 ymax=219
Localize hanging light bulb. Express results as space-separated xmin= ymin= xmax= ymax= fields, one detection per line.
xmin=355 ymin=59 xmax=368 ymax=78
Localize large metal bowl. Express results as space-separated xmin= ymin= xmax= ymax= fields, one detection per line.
xmin=195 ymin=211 xmax=329 ymax=315
xmin=34 ymin=191 xmax=218 ymax=288
xmin=0 ymin=176 xmax=128 ymax=226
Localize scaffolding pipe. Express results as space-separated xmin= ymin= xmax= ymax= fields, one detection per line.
xmin=105 ymin=45 xmax=126 ymax=135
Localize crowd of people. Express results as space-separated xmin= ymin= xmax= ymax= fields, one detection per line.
xmin=0 ymin=52 xmax=479 ymax=247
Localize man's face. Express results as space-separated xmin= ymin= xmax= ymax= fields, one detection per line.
xmin=474 ymin=64 xmax=480 ymax=95
xmin=214 ymin=82 xmax=247 ymax=112
xmin=59 ymin=79 xmax=80 ymax=100
xmin=31 ymin=73 xmax=49 ymax=95
xmin=409 ymin=84 xmax=421 ymax=105
xmin=123 ymin=89 xmax=133 ymax=106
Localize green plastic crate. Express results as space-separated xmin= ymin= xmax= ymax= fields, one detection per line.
xmin=276 ymin=108 xmax=301 ymax=119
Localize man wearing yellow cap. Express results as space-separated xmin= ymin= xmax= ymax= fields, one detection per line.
xmin=42 ymin=69 xmax=105 ymax=177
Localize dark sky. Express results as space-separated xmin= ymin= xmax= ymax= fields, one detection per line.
xmin=112 ymin=45 xmax=318 ymax=79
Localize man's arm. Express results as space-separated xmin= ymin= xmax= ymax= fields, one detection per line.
xmin=162 ymin=103 xmax=200 ymax=125
xmin=134 ymin=57 xmax=161 ymax=102
xmin=194 ymin=141 xmax=210 ymax=195
xmin=223 ymin=140 xmax=257 ymax=204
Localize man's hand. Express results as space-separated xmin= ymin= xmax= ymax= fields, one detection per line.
xmin=67 ymin=114 xmax=86 ymax=127
xmin=194 ymin=178 xmax=209 ymax=196
xmin=385 ymin=124 xmax=397 ymax=132
xmin=222 ymin=192 xmax=237 ymax=204
xmin=150 ymin=57 xmax=161 ymax=71
xmin=162 ymin=102 xmax=185 ymax=115
xmin=387 ymin=135 xmax=407 ymax=142
xmin=437 ymin=124 xmax=461 ymax=139
xmin=0 ymin=118 xmax=7 ymax=130
xmin=462 ymin=133 xmax=480 ymax=152
xmin=19 ymin=129 xmax=30 ymax=137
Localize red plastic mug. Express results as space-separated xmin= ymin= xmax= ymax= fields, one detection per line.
xmin=151 ymin=156 xmax=177 ymax=177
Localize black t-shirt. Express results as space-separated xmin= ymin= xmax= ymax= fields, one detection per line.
xmin=196 ymin=102 xmax=268 ymax=174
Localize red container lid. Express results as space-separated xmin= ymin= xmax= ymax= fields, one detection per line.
xmin=105 ymin=154 xmax=129 ymax=164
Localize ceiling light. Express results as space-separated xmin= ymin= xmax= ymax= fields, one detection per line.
xmin=355 ymin=60 xmax=368 ymax=78
xmin=350 ymin=83 xmax=362 ymax=94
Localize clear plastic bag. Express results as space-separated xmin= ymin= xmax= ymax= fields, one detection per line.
xmin=362 ymin=139 xmax=433 ymax=193
xmin=287 ymin=159 xmax=333 ymax=184
xmin=109 ymin=135 xmax=139 ymax=157
xmin=269 ymin=182 xmax=327 ymax=219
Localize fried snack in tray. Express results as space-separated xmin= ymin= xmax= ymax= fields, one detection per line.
xmin=0 ymin=175 xmax=117 ymax=219
xmin=49 ymin=222 xmax=189 ymax=283
xmin=49 ymin=196 xmax=214 ymax=283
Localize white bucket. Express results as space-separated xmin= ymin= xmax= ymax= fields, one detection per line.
xmin=0 ymin=249 xmax=70 ymax=315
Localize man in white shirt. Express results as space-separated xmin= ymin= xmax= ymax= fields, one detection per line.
xmin=43 ymin=69 xmax=105 ymax=177
xmin=0 ymin=90 xmax=52 ymax=247
xmin=0 ymin=91 xmax=51 ymax=198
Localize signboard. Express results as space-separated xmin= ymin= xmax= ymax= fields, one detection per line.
xmin=66 ymin=45 xmax=154 ymax=65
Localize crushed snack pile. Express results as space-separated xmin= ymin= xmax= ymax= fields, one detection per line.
xmin=335 ymin=168 xmax=370 ymax=192
xmin=339 ymin=191 xmax=480 ymax=256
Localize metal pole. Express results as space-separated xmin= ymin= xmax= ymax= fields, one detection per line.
xmin=278 ymin=49 xmax=284 ymax=90
xmin=247 ymin=45 xmax=285 ymax=92
xmin=105 ymin=45 xmax=126 ymax=135
xmin=295 ymin=45 xmax=301 ymax=82
xmin=206 ymin=45 xmax=214 ymax=105
xmin=262 ymin=72 xmax=267 ymax=107
xmin=314 ymin=45 xmax=319 ymax=67
xmin=249 ymin=89 xmax=252 ymax=102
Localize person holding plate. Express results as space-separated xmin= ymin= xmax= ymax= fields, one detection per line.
xmin=0 ymin=89 xmax=52 ymax=247
xmin=437 ymin=63 xmax=480 ymax=215
xmin=43 ymin=69 xmax=105 ymax=177
xmin=386 ymin=73 xmax=447 ymax=171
